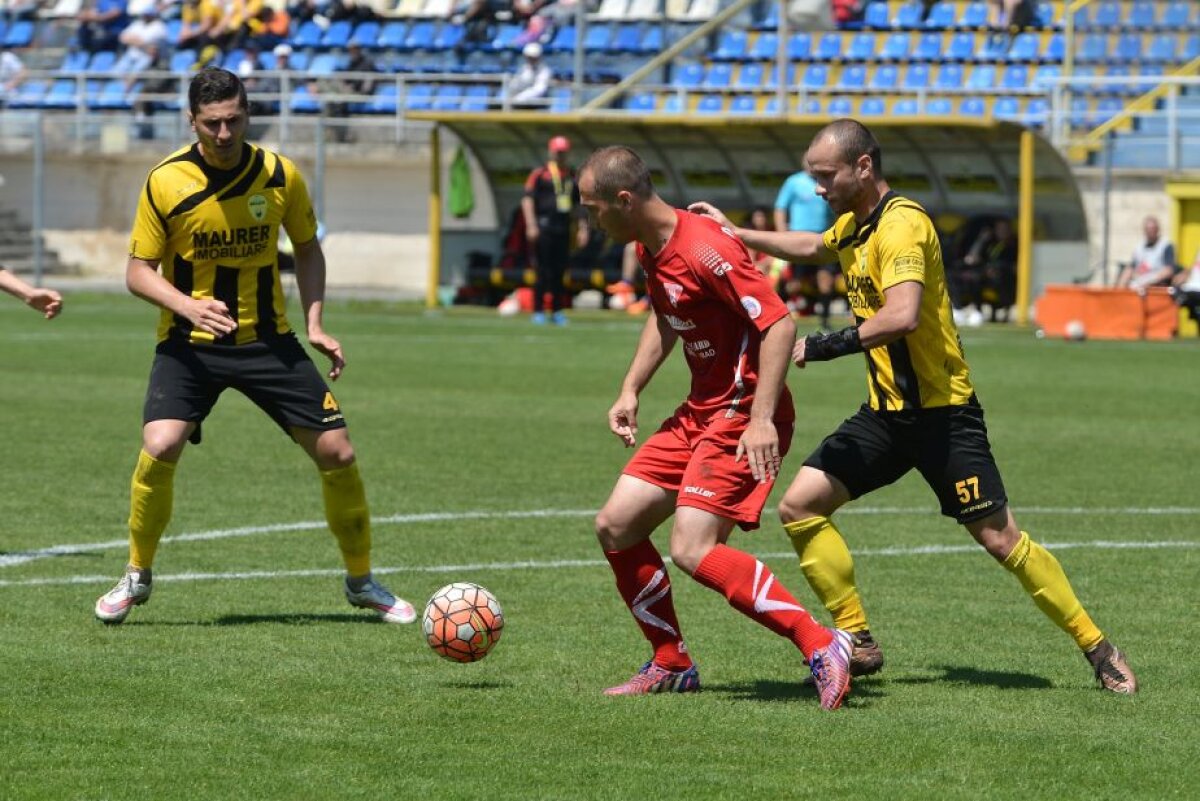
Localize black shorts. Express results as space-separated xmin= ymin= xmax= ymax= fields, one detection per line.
xmin=802 ymin=398 xmax=1007 ymax=524
xmin=143 ymin=334 xmax=346 ymax=444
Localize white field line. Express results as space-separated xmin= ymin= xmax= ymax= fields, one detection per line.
xmin=1 ymin=539 xmax=1197 ymax=589
xmin=3 ymin=505 xmax=1198 ymax=570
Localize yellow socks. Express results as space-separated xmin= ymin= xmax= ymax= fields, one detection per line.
xmin=783 ymin=516 xmax=869 ymax=632
xmin=128 ymin=449 xmax=177 ymax=570
xmin=1002 ymin=531 xmax=1104 ymax=651
xmin=320 ymin=462 xmax=372 ymax=577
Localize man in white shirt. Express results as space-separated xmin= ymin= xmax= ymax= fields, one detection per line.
xmin=0 ymin=47 xmax=25 ymax=106
xmin=506 ymin=41 xmax=552 ymax=108
xmin=1116 ymin=216 xmax=1178 ymax=290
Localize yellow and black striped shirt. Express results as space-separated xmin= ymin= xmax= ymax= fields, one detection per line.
xmin=129 ymin=142 xmax=318 ymax=345
xmin=823 ymin=192 xmax=974 ymax=411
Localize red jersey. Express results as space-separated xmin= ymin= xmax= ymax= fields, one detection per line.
xmin=637 ymin=210 xmax=795 ymax=423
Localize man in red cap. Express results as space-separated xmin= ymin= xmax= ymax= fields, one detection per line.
xmin=521 ymin=135 xmax=589 ymax=325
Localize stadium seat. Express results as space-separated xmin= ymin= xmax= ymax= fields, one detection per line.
xmin=611 ymin=24 xmax=644 ymax=53
xmin=547 ymin=24 xmax=577 ymax=54
xmin=639 ymin=26 xmax=664 ymax=55
xmin=308 ymin=53 xmax=342 ymax=76
xmin=975 ymin=34 xmax=1009 ymax=61
xmin=871 ymin=64 xmax=899 ymax=90
xmin=788 ymin=32 xmax=812 ymax=60
xmin=958 ymin=97 xmax=986 ymax=117
xmin=904 ymin=63 xmax=930 ymax=89
xmin=864 ymin=2 xmax=889 ymax=29
xmin=966 ymin=64 xmax=996 ymax=90
xmin=1031 ymin=64 xmax=1060 ymax=91
xmin=89 ymin=50 xmax=117 ymax=72
xmin=749 ymin=32 xmax=777 ymax=60
xmin=1007 ymin=32 xmax=1040 ymax=61
xmin=322 ymin=20 xmax=353 ymax=49
xmin=1162 ymin=2 xmax=1192 ymax=30
xmin=584 ymin=23 xmax=613 ymax=52
xmin=1128 ymin=2 xmax=1156 ymax=29
xmin=1069 ymin=96 xmax=1090 ymax=126
xmin=292 ymin=20 xmax=324 ymax=50
xmin=958 ymin=2 xmax=987 ymax=28
xmin=7 ymin=79 xmax=48 ymax=109
xmin=1104 ymin=64 xmax=1132 ymax=94
xmin=1113 ymin=34 xmax=1142 ymax=63
xmin=1088 ymin=1 xmax=1120 ymax=30
xmin=1035 ymin=2 xmax=1056 ymax=28
xmin=914 ymin=32 xmax=942 ymax=60
xmin=662 ymin=94 xmax=684 ymax=113
xmin=378 ymin=21 xmax=409 ymax=50
xmin=936 ymin=63 xmax=965 ymax=90
xmin=847 ymin=32 xmax=875 ymax=60
xmin=729 ymin=94 xmax=756 ymax=115
xmin=488 ymin=24 xmax=525 ymax=52
xmin=461 ymin=84 xmax=491 ymax=111
xmin=837 ymin=65 xmax=867 ymax=90
xmin=403 ymin=21 xmax=437 ymax=51
xmin=625 ymin=91 xmax=656 ymax=112
xmin=3 ymin=20 xmax=33 ymax=48
xmin=349 ymin=21 xmax=381 ymax=49
xmin=993 ymin=96 xmax=1021 ymax=119
xmin=1025 ymin=96 xmax=1048 ymax=125
xmin=713 ymin=29 xmax=747 ymax=60
xmin=91 ymin=78 xmax=136 ymax=110
xmin=703 ymin=63 xmax=732 ymax=88
xmin=893 ymin=98 xmax=918 ymax=115
xmin=58 ymin=50 xmax=90 ymax=73
xmin=860 ymin=96 xmax=886 ymax=115
xmin=755 ymin=2 xmax=778 ymax=30
xmin=169 ymin=49 xmax=196 ymax=74
xmin=815 ymin=32 xmax=842 ymax=60
xmin=926 ymin=97 xmax=952 ymax=114
xmin=1187 ymin=35 xmax=1200 ymax=61
xmin=736 ymin=62 xmax=764 ymax=89
xmin=798 ymin=97 xmax=822 ymax=114
xmin=1044 ymin=33 xmax=1065 ymax=61
xmin=1077 ymin=34 xmax=1107 ymax=63
xmin=893 ymin=2 xmax=924 ymax=29
xmin=1000 ymin=64 xmax=1029 ymax=90
xmin=431 ymin=84 xmax=463 ymax=111
xmin=828 ymin=96 xmax=853 ymax=116
xmin=946 ymin=32 xmax=976 ymax=61
xmin=1146 ymin=35 xmax=1178 ymax=64
xmin=767 ymin=63 xmax=797 ymax=87
xmin=404 ymin=83 xmax=434 ymax=110
xmin=924 ymin=3 xmax=955 ymax=29
xmin=1093 ymin=96 xmax=1124 ymax=125
xmin=1135 ymin=65 xmax=1164 ymax=93
xmin=363 ymin=83 xmax=397 ymax=113
xmin=801 ymin=63 xmax=827 ymax=89
xmin=435 ymin=24 xmax=464 ymax=50
xmin=672 ymin=62 xmax=704 ymax=89
xmin=879 ymin=32 xmax=910 ymax=60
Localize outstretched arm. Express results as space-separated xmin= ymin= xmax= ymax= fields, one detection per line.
xmin=0 ymin=267 xmax=62 ymax=319
xmin=688 ymin=201 xmax=836 ymax=263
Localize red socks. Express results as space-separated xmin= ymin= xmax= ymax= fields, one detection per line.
xmin=605 ymin=540 xmax=693 ymax=671
xmin=693 ymin=544 xmax=833 ymax=660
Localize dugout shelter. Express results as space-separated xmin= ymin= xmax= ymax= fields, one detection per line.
xmin=414 ymin=113 xmax=1090 ymax=324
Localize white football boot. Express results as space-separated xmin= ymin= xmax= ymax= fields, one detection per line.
xmin=344 ymin=576 xmax=416 ymax=624
xmin=94 ymin=567 xmax=153 ymax=624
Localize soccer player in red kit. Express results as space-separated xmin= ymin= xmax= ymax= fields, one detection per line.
xmin=580 ymin=146 xmax=853 ymax=710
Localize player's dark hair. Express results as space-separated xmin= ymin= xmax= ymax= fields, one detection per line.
xmin=820 ymin=118 xmax=884 ymax=177
xmin=579 ymin=146 xmax=654 ymax=200
xmin=188 ymin=66 xmax=248 ymax=116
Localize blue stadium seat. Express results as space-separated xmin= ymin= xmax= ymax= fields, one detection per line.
xmin=1089 ymin=1 xmax=1119 ymax=29
xmin=975 ymin=35 xmax=1008 ymax=61
xmin=1146 ymin=35 xmax=1178 ymax=63
xmin=638 ymin=26 xmax=663 ymax=55
xmin=815 ymin=32 xmax=842 ymax=60
xmin=625 ymin=92 xmax=656 ymax=112
xmin=1136 ymin=64 xmax=1164 ymax=93
xmin=1162 ymin=2 xmax=1192 ymax=30
xmin=837 ymin=65 xmax=867 ymax=90
xmin=904 ymin=63 xmax=931 ymax=89
xmin=750 ymin=32 xmax=777 ymax=60
xmin=946 ymin=32 xmax=975 ymax=61
xmin=349 ymin=21 xmax=381 ymax=49
xmin=924 ymin=2 xmax=955 ymax=29
xmin=936 ymin=63 xmax=964 ymax=90
xmin=788 ymin=32 xmax=812 ymax=59
xmin=165 ymin=18 xmax=182 ymax=44
xmin=1186 ymin=35 xmax=1200 ymax=60
xmin=584 ymin=23 xmax=613 ymax=51
xmin=59 ymin=50 xmax=90 ymax=73
xmin=798 ymin=97 xmax=822 ymax=114
xmin=662 ymin=94 xmax=684 ymax=113
xmin=893 ymin=2 xmax=924 ymax=28
xmin=404 ymin=83 xmax=434 ymax=111
xmin=713 ymin=29 xmax=747 ymax=60
xmin=672 ymin=62 xmax=704 ymax=89
xmin=1128 ymin=2 xmax=1156 ymax=29
xmin=860 ymin=96 xmax=887 ymax=115
xmin=461 ymin=84 xmax=491 ymax=111
xmin=958 ymin=2 xmax=987 ymax=28
xmin=767 ymin=63 xmax=797 ymax=87
xmin=7 ymin=79 xmax=48 ymax=109
xmin=755 ymin=3 xmax=778 ymax=30
xmin=729 ymin=95 xmax=756 ymax=115
xmin=546 ymin=24 xmax=576 ymax=54
xmin=431 ymin=84 xmax=463 ymax=111
xmin=880 ymin=32 xmax=910 ymax=60
xmin=611 ymin=24 xmax=644 ymax=53
xmin=994 ymin=96 xmax=1021 ymax=119
xmin=846 ymin=32 xmax=875 ymax=60
xmin=966 ymin=64 xmax=996 ymax=90
xmin=871 ymin=64 xmax=899 ymax=90
xmin=927 ymin=97 xmax=952 ymax=115
xmin=802 ymin=64 xmax=828 ymax=89
xmin=1069 ymin=96 xmax=1090 ymax=126
xmin=169 ymin=49 xmax=196 ymax=74
xmin=828 ymin=96 xmax=853 ymax=116
xmin=736 ymin=62 xmax=764 ymax=89
xmin=1000 ymin=64 xmax=1028 ymax=90
xmin=308 ymin=53 xmax=342 ymax=76
xmin=292 ymin=20 xmax=324 ymax=49
xmin=1113 ymin=34 xmax=1142 ymax=62
xmin=914 ymin=32 xmax=942 ymax=59
xmin=404 ymin=21 xmax=437 ymax=51
xmin=1104 ymin=64 xmax=1131 ymax=94
xmin=1044 ymin=33 xmax=1065 ymax=61
xmin=1077 ymin=34 xmax=1107 ymax=63
xmin=958 ymin=97 xmax=986 ymax=117
xmin=91 ymin=78 xmax=136 ymax=110
xmin=1031 ymin=64 xmax=1060 ymax=91
xmin=321 ymin=20 xmax=353 ymax=49
xmin=1007 ymin=32 xmax=1039 ymax=61
xmin=893 ymin=98 xmax=918 ymax=115
xmin=1093 ymin=96 xmax=1124 ymax=125
xmin=89 ymin=50 xmax=117 ymax=72
xmin=3 ymin=20 xmax=34 ymax=48
xmin=1035 ymin=2 xmax=1056 ymax=28
xmin=696 ymin=94 xmax=723 ymax=114
xmin=1067 ymin=3 xmax=1089 ymax=29
xmin=488 ymin=24 xmax=524 ymax=52
xmin=864 ymin=2 xmax=889 ymax=29
xmin=378 ymin=21 xmax=409 ymax=50
xmin=364 ymin=83 xmax=397 ymax=113
xmin=1025 ymin=96 xmax=1048 ymax=123
xmin=435 ymin=23 xmax=464 ymax=50
xmin=704 ymin=63 xmax=732 ymax=88
xmin=220 ymin=49 xmax=245 ymax=72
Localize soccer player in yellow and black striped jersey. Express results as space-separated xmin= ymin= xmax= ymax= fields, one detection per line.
xmin=691 ymin=119 xmax=1137 ymax=695
xmin=94 ymin=67 xmax=415 ymax=626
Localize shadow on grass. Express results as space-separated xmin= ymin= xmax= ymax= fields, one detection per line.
xmin=707 ymin=676 xmax=886 ymax=705
xmin=440 ymin=679 xmax=515 ymax=690
xmin=123 ymin=612 xmax=373 ymax=626
xmin=891 ymin=664 xmax=1053 ymax=690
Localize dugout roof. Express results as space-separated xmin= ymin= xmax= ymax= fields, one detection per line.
xmin=411 ymin=113 xmax=1088 ymax=241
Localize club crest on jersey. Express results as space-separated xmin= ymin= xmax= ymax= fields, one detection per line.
xmin=248 ymin=194 xmax=267 ymax=222
xmin=664 ymin=282 xmax=684 ymax=306
xmin=740 ymin=296 xmax=762 ymax=319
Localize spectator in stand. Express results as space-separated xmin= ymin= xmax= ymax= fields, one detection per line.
xmin=830 ymin=0 xmax=866 ymax=27
xmin=178 ymin=0 xmax=223 ymax=51
xmin=775 ymin=167 xmax=836 ymax=328
xmin=211 ymin=0 xmax=262 ymax=49
xmin=505 ymin=42 xmax=552 ymax=108
xmin=1172 ymin=250 xmax=1200 ymax=327
xmin=133 ymin=43 xmax=176 ymax=139
xmin=327 ymin=0 xmax=378 ymax=23
xmin=326 ymin=42 xmax=378 ymax=141
xmin=455 ymin=0 xmax=512 ymax=50
xmin=76 ymin=0 xmax=130 ymax=53
xmin=989 ymin=0 xmax=1035 ymax=31
xmin=245 ymin=3 xmax=291 ymax=51
xmin=1116 ymin=215 xmax=1178 ymax=290
xmin=119 ymin=0 xmax=168 ymax=51
xmin=0 ymin=46 xmax=26 ymax=107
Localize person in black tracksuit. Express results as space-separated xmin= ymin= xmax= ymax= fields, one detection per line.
xmin=521 ymin=135 xmax=589 ymax=325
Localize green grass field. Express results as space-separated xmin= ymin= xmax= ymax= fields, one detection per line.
xmin=1 ymin=293 xmax=1197 ymax=801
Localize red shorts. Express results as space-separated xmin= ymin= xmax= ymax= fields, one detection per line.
xmin=623 ymin=405 xmax=794 ymax=531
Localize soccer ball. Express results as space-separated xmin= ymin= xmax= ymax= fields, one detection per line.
xmin=423 ymin=582 xmax=504 ymax=663
xmin=1065 ymin=319 xmax=1087 ymax=341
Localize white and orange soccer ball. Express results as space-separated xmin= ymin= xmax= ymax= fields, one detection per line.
xmin=423 ymin=582 xmax=504 ymax=663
